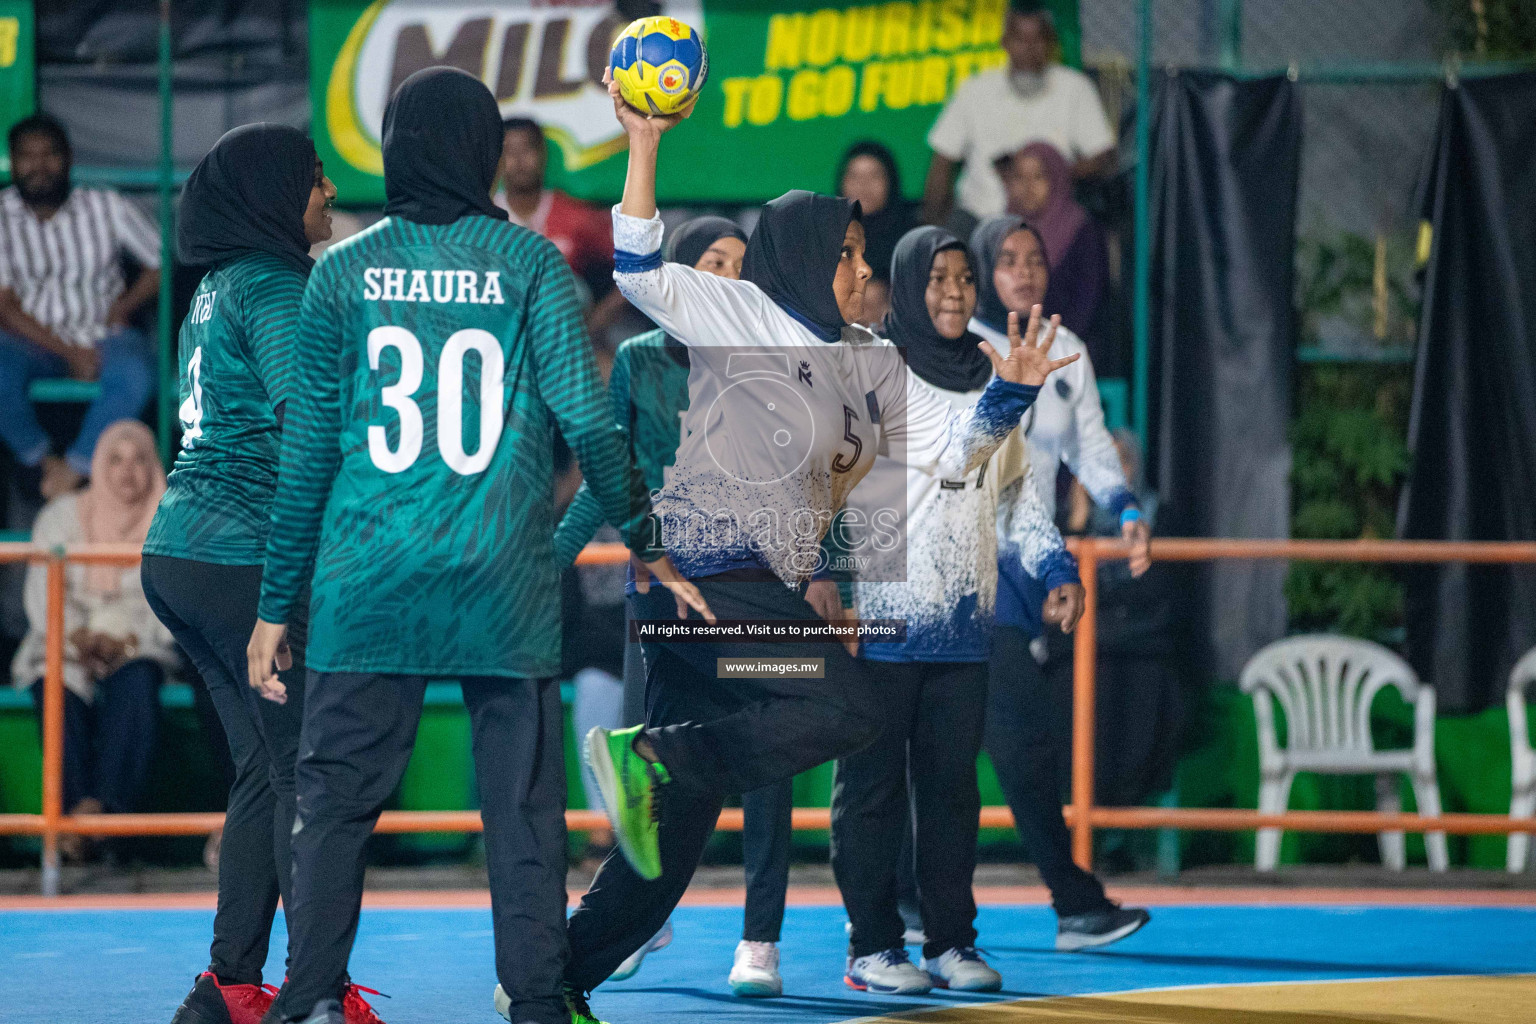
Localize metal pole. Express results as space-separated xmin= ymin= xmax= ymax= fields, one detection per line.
xmin=40 ymin=556 xmax=65 ymax=897
xmin=1070 ymin=540 xmax=1099 ymax=870
xmin=156 ymin=0 xmax=175 ymax=467
xmin=1131 ymin=0 xmax=1153 ymax=453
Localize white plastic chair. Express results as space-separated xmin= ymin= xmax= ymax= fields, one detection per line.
xmin=1506 ymin=648 xmax=1536 ymax=872
xmin=1240 ymin=635 xmax=1448 ymax=872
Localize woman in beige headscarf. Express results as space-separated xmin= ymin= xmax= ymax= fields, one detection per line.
xmin=13 ymin=419 xmax=176 ymax=851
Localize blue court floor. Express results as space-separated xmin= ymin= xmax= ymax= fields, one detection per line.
xmin=5 ymin=902 xmax=1535 ymax=1023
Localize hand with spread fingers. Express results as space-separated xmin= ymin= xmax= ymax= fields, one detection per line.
xmin=977 ymin=305 xmax=1078 ymax=388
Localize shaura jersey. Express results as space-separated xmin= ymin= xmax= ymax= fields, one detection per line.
xmin=145 ymin=253 xmax=303 ymax=565
xmin=257 ymin=216 xmax=658 ymax=678
xmin=612 ymin=208 xmax=1038 ymax=585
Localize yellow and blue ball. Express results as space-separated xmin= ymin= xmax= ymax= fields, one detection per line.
xmin=609 ymin=16 xmax=707 ymax=116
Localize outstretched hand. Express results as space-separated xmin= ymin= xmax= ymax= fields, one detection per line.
xmin=978 ymin=305 xmax=1079 ymax=388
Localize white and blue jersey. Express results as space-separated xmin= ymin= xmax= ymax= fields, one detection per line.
xmin=970 ymin=318 xmax=1135 ymax=633
xmin=846 ymin=378 xmax=1077 ymax=663
xmin=612 ymin=208 xmax=1038 ymax=586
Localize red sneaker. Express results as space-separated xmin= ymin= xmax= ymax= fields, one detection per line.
xmin=169 ymin=971 xmax=279 ymax=1024
xmin=340 ymin=984 xmax=389 ymax=1024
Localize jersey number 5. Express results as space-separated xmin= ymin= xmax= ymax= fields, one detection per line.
xmin=830 ymin=404 xmax=863 ymax=474
xmin=367 ymin=326 xmax=505 ymax=476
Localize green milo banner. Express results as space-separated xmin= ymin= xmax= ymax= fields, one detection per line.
xmin=0 ymin=0 xmax=35 ymax=179
xmin=309 ymin=0 xmax=1079 ymax=206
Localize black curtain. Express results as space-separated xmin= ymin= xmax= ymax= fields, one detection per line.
xmin=1147 ymin=72 xmax=1301 ymax=680
xmin=1399 ymin=72 xmax=1536 ymax=713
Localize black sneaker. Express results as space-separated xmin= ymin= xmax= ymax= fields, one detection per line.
xmin=1055 ymin=906 xmax=1151 ymax=951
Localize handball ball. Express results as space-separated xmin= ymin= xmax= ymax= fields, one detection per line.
xmin=609 ymin=16 xmax=708 ymax=116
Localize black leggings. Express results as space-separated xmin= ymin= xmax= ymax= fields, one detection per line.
xmin=276 ymin=672 xmax=568 ymax=1024
xmin=622 ymin=626 xmax=793 ymax=943
xmin=566 ymin=571 xmax=880 ymax=992
xmin=141 ymin=555 xmax=308 ymax=985
xmin=831 ymin=659 xmax=988 ymax=959
xmin=984 ymin=624 xmax=1110 ymax=917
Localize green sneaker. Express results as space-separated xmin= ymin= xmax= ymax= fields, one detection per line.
xmin=584 ymin=724 xmax=668 ymax=881
xmin=566 ymin=986 xmax=608 ymax=1024
xmin=494 ymin=984 xmax=608 ymax=1024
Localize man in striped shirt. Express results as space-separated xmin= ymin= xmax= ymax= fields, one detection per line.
xmin=0 ymin=114 xmax=161 ymax=498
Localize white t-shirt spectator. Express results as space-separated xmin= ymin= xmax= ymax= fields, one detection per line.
xmin=0 ymin=186 xmax=161 ymax=347
xmin=928 ymin=65 xmax=1115 ymax=219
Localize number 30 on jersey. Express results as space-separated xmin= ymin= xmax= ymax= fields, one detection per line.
xmin=368 ymin=326 xmax=505 ymax=475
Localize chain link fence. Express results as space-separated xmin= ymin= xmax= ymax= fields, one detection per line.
xmin=1081 ymin=0 xmax=1454 ymax=353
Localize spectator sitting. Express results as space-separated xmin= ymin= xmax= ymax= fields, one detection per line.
xmin=12 ymin=420 xmax=176 ymax=858
xmin=0 ymin=114 xmax=161 ymax=499
xmin=922 ymin=0 xmax=1116 ymax=229
xmin=836 ymin=140 xmax=918 ymax=286
xmin=996 ymin=141 xmax=1108 ymax=360
xmin=495 ymin=116 xmax=629 ymax=342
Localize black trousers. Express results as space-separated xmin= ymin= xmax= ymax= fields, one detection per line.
xmin=984 ymin=625 xmax=1109 ymax=917
xmin=275 ymin=672 xmax=568 ymax=1024
xmin=28 ymin=658 xmax=162 ymax=815
xmin=141 ymin=556 xmax=306 ymax=986
xmin=741 ymin=779 xmax=793 ymax=942
xmin=565 ymin=572 xmax=879 ymax=992
xmin=831 ymin=660 xmax=987 ymax=959
xmin=622 ymin=629 xmax=793 ymax=943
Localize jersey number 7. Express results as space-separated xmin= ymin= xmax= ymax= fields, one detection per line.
xmin=367 ymin=326 xmax=505 ymax=476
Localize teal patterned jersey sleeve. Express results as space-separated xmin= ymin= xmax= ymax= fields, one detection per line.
xmin=529 ymin=250 xmax=660 ymax=560
xmin=239 ymin=261 xmax=306 ymax=410
xmin=552 ymin=340 xmax=637 ymax=568
xmin=257 ymin=259 xmax=345 ymax=625
xmin=551 ymin=484 xmax=606 ymax=568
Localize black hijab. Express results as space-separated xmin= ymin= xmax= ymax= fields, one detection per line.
xmin=970 ymin=215 xmax=1047 ymax=334
xmin=836 ymin=140 xmax=917 ymax=284
xmin=881 ymin=226 xmax=993 ymax=393
xmin=742 ymin=190 xmax=859 ymax=343
xmin=664 ymin=215 xmax=746 ymax=270
xmin=177 ymin=123 xmax=316 ymax=273
xmin=382 ymin=67 xmax=507 ymax=226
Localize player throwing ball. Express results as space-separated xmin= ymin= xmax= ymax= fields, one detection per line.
xmin=558 ymin=74 xmax=1079 ymax=1020
xmin=245 ymin=68 xmax=706 ymax=1024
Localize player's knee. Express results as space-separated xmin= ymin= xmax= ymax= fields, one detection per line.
xmin=836 ymin=704 xmax=883 ymax=753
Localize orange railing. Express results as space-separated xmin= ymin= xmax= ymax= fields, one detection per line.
xmin=3 ymin=538 xmax=1535 ymax=896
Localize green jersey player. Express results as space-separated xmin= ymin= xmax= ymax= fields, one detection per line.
xmin=245 ymin=69 xmax=705 ymax=1024
xmin=137 ymin=122 xmax=393 ymax=1024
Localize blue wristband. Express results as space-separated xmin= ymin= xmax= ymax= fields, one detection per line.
xmin=1120 ymin=507 xmax=1142 ymax=527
